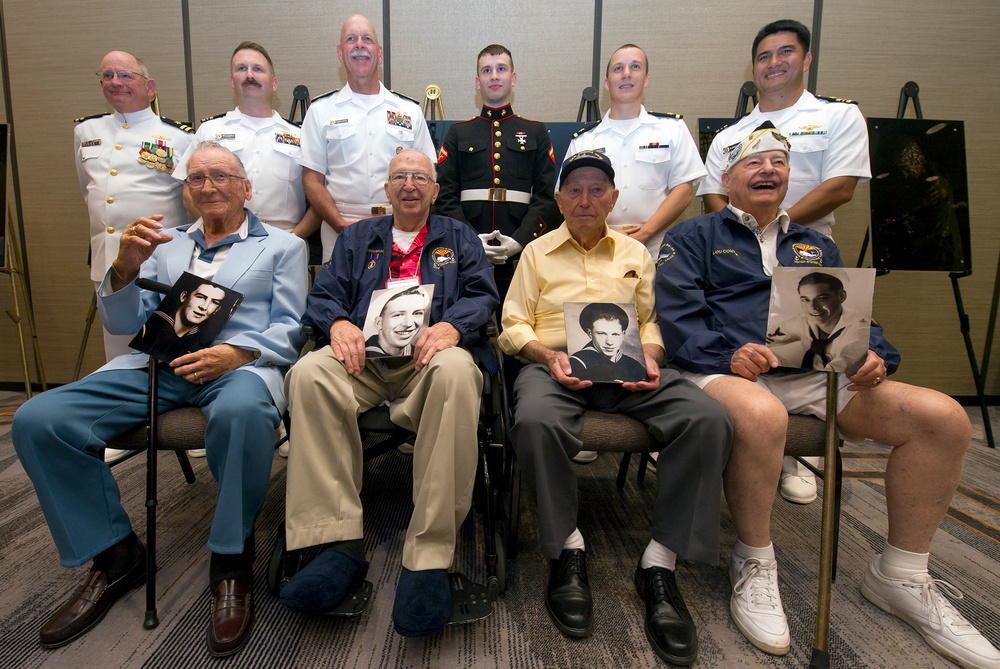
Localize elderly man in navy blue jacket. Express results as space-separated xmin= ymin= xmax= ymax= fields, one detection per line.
xmin=279 ymin=149 xmax=499 ymax=638
xmin=656 ymin=124 xmax=999 ymax=669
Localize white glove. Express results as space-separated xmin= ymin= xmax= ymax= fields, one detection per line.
xmin=482 ymin=231 xmax=523 ymax=265
xmin=478 ymin=231 xmax=499 ymax=255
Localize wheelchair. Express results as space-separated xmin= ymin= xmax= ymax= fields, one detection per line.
xmin=266 ymin=324 xmax=514 ymax=624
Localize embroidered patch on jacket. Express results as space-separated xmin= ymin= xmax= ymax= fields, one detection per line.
xmin=656 ymin=243 xmax=676 ymax=267
xmin=431 ymin=247 xmax=456 ymax=268
xmin=792 ymin=243 xmax=823 ymax=265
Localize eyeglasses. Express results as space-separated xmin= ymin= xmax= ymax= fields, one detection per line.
xmin=388 ymin=171 xmax=432 ymax=187
xmin=96 ymin=69 xmax=147 ymax=83
xmin=186 ymin=173 xmax=243 ymax=189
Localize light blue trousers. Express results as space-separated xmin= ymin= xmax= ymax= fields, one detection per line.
xmin=13 ymin=367 xmax=279 ymax=567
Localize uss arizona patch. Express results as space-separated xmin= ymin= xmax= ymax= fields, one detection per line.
xmin=431 ymin=247 xmax=456 ymax=268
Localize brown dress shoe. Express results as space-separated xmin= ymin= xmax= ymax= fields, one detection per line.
xmin=39 ymin=547 xmax=146 ymax=648
xmin=208 ymin=578 xmax=254 ymax=657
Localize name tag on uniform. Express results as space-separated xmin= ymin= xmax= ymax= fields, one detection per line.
xmin=386 ymin=277 xmax=419 ymax=290
xmin=81 ymin=139 xmax=102 ymax=147
xmin=215 ymin=133 xmax=237 ymax=140
xmin=328 ymin=118 xmax=349 ymax=125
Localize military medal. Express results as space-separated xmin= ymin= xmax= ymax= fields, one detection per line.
xmin=137 ymin=140 xmax=175 ymax=173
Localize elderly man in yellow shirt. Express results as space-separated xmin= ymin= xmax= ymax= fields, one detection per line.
xmin=499 ymin=150 xmax=732 ymax=666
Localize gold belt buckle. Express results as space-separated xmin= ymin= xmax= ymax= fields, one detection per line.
xmin=487 ymin=188 xmax=507 ymax=202
xmin=371 ymin=205 xmax=387 ymax=215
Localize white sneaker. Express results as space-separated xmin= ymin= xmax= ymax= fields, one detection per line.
xmin=397 ymin=442 xmax=414 ymax=455
xmin=779 ymin=472 xmax=818 ymax=504
xmin=187 ymin=449 xmax=207 ymax=458
xmin=104 ymin=448 xmax=137 ymax=465
xmin=571 ymin=450 xmax=598 ymax=464
xmin=730 ymin=555 xmax=791 ymax=655
xmin=278 ymin=441 xmax=290 ymax=458
xmin=862 ymin=557 xmax=1000 ymax=669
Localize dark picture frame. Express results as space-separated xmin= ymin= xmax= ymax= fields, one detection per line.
xmin=868 ymin=118 xmax=970 ymax=273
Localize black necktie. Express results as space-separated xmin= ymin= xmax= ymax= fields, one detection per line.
xmin=802 ymin=327 xmax=845 ymax=368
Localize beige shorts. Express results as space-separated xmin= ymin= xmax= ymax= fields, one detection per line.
xmin=673 ymin=368 xmax=858 ymax=420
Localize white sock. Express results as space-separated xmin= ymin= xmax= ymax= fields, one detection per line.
xmin=733 ymin=539 xmax=775 ymax=563
xmin=562 ymin=528 xmax=585 ymax=552
xmin=640 ymin=539 xmax=677 ymax=570
xmin=878 ymin=544 xmax=929 ymax=580
xmin=782 ymin=455 xmax=818 ymax=476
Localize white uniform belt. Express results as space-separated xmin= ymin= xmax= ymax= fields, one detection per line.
xmin=337 ymin=202 xmax=393 ymax=219
xmin=460 ymin=188 xmax=531 ymax=205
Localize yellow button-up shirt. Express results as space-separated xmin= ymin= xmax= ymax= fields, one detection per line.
xmin=499 ymin=223 xmax=662 ymax=355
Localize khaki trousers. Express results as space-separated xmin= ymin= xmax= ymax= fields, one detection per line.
xmin=284 ymin=345 xmax=482 ymax=571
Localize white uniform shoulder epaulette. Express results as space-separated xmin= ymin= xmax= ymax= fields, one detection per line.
xmin=571 ymin=122 xmax=601 ymax=139
xmin=390 ymin=90 xmax=420 ymax=105
xmin=199 ymin=111 xmax=227 ymax=124
xmin=311 ymin=89 xmax=340 ymax=103
xmin=74 ymin=112 xmax=111 ymax=124
xmin=814 ymin=94 xmax=859 ymax=106
xmin=160 ymin=116 xmax=194 ymax=133
xmin=649 ymin=111 xmax=683 ymax=119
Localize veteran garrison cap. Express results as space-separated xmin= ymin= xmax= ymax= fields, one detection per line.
xmin=722 ymin=121 xmax=791 ymax=173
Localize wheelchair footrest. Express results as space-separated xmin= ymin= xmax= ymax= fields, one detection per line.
xmin=447 ymin=573 xmax=493 ymax=625
xmin=322 ymin=580 xmax=374 ymax=617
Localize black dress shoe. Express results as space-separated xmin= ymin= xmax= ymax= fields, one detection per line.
xmin=635 ymin=563 xmax=698 ymax=665
xmin=546 ymin=549 xmax=593 ymax=638
xmin=208 ymin=577 xmax=254 ymax=657
xmin=39 ymin=546 xmax=147 ymax=648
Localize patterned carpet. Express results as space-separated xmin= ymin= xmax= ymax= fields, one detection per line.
xmin=0 ymin=390 xmax=997 ymax=668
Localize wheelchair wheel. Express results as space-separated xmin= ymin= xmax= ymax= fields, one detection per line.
xmin=486 ymin=528 xmax=507 ymax=601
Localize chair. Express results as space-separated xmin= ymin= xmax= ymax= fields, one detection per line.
xmin=106 ymin=407 xmax=203 ymax=483
xmin=510 ymin=373 xmax=844 ymax=669
xmin=504 ymin=410 xmax=662 ymax=561
xmin=105 ymin=400 xmax=206 ymax=629
xmin=106 ymin=403 xmax=286 ymax=628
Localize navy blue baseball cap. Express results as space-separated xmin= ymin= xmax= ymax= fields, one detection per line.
xmin=559 ymin=149 xmax=616 ymax=186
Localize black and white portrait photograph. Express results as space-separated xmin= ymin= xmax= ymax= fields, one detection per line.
xmin=129 ymin=271 xmax=243 ymax=364
xmin=868 ymin=118 xmax=971 ymax=273
xmin=565 ymin=302 xmax=646 ymax=384
xmin=362 ymin=284 xmax=435 ymax=359
xmin=765 ymin=268 xmax=875 ymax=375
